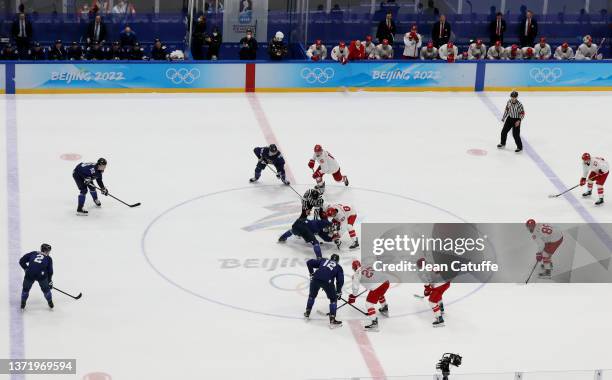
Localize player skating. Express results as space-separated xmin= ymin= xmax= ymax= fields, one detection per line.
xmin=72 ymin=158 xmax=109 ymax=216
xmin=249 ymin=144 xmax=290 ymax=185
xmin=348 ymin=260 xmax=390 ymax=331
xmin=417 ymin=258 xmax=450 ymax=327
xmin=580 ymin=153 xmax=608 ymax=205
xmin=308 ymin=144 xmax=348 ymax=193
xmin=325 ymin=204 xmax=359 ymax=249
xmin=525 ymin=219 xmax=563 ymax=279
xmin=304 ymin=254 xmax=344 ymax=328
xmin=300 ymin=188 xmax=324 ymax=218
xmin=278 ymin=217 xmax=337 ymax=258
xmin=19 ymin=243 xmax=54 ymax=310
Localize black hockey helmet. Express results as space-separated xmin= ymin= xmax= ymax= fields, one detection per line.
xmin=40 ymin=243 xmax=52 ymax=253
xmin=330 ymin=253 xmax=340 ymax=262
xmin=269 ymin=144 xmax=278 ymax=153
xmin=97 ymin=157 xmax=107 ymax=166
xmin=311 ymin=188 xmax=321 ymax=198
xmin=510 ymin=90 xmax=518 ymax=98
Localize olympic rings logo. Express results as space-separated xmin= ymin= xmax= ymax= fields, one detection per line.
xmin=300 ymin=67 xmax=335 ymax=84
xmin=165 ymin=68 xmax=201 ymax=84
xmin=529 ymin=67 xmax=562 ymax=83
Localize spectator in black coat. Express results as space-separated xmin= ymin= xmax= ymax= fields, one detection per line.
xmin=489 ymin=12 xmax=506 ymax=45
xmin=239 ymin=29 xmax=257 ymax=60
xmin=67 ymin=41 xmax=84 ymax=60
xmin=129 ymin=42 xmax=146 ymax=60
xmin=519 ymin=10 xmax=538 ymax=47
xmin=191 ymin=15 xmax=207 ymax=60
xmin=268 ymin=31 xmax=288 ymax=61
xmin=27 ymin=42 xmax=46 ymax=60
xmin=0 ymin=44 xmax=19 ymax=60
xmin=48 ymin=40 xmax=67 ymax=60
xmin=376 ymin=11 xmax=396 ymax=44
xmin=108 ymin=41 xmax=122 ymax=60
xmin=85 ymin=41 xmax=106 ymax=60
xmin=150 ymin=38 xmax=169 ymax=60
xmin=86 ymin=15 xmax=107 ymax=45
xmin=119 ymin=26 xmax=137 ymax=47
xmin=431 ymin=14 xmax=451 ymax=47
xmin=11 ymin=13 xmax=33 ymax=58
xmin=205 ymin=27 xmax=222 ymax=60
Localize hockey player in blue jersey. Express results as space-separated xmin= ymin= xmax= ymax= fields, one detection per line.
xmin=305 ymin=254 xmax=344 ymax=328
xmin=72 ymin=158 xmax=108 ymax=215
xmin=19 ymin=243 xmax=54 ymax=310
xmin=249 ymin=144 xmax=290 ymax=185
xmin=278 ymin=217 xmax=336 ymax=258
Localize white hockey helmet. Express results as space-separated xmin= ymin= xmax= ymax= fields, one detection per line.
xmin=275 ymin=31 xmax=284 ymax=41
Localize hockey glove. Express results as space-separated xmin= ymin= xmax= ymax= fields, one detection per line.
xmin=536 ymin=253 xmax=543 ymax=262
xmin=424 ymin=285 xmax=432 ymax=297
xmin=348 ymin=294 xmax=357 ymax=304
xmin=101 ymin=188 xmax=109 ymax=196
xmin=580 ymin=177 xmax=586 ymax=186
xmin=308 ymin=160 xmax=315 ymax=169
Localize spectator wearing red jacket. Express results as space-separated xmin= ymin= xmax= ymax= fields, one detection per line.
xmin=348 ymin=40 xmax=365 ymax=60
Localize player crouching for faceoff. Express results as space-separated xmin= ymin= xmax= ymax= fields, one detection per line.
xmin=308 ymin=144 xmax=348 ymax=193
xmin=349 ymin=260 xmax=390 ymax=331
xmin=278 ymin=217 xmax=337 ymax=258
xmin=72 ymin=158 xmax=108 ymax=215
xmin=304 ymin=254 xmax=344 ymax=328
xmin=580 ymin=153 xmax=608 ymax=206
xmin=417 ymin=258 xmax=450 ymax=327
xmin=19 ymin=243 xmax=54 ymax=310
xmin=249 ymin=144 xmax=290 ymax=185
xmin=325 ymin=204 xmax=359 ymax=249
xmin=526 ymin=219 xmax=563 ymax=279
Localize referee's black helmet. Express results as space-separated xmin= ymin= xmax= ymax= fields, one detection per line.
xmin=510 ymin=90 xmax=519 ymax=98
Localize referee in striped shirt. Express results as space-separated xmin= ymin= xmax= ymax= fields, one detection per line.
xmin=497 ymin=91 xmax=525 ymax=153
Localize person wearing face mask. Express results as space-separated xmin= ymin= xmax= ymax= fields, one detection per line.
xmin=205 ymin=27 xmax=222 ymax=60
xmin=239 ymin=28 xmax=257 ymax=60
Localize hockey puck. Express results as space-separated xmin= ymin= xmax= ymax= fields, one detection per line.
xmin=467 ymin=149 xmax=487 ymax=156
xmin=60 ymin=153 xmax=82 ymax=161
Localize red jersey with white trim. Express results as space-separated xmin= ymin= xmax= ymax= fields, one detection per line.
xmin=530 ymin=223 xmax=563 ymax=253
xmin=312 ymin=150 xmax=340 ymax=174
xmin=583 ymin=156 xmax=609 ymax=177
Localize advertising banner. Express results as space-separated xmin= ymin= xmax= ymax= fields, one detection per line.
xmin=256 ymin=62 xmax=477 ymax=90
xmin=484 ymin=62 xmax=612 ymax=90
xmin=222 ymin=0 xmax=269 ymax=43
xmin=15 ymin=63 xmax=246 ymax=93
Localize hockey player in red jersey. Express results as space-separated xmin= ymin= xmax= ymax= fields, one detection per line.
xmin=580 ymin=153 xmax=608 ymax=205
xmin=325 ymin=204 xmax=359 ymax=249
xmin=348 ymin=260 xmax=390 ymax=331
xmin=526 ymin=219 xmax=563 ymax=279
xmin=308 ymin=145 xmax=349 ymax=193
xmin=417 ymin=258 xmax=450 ymax=327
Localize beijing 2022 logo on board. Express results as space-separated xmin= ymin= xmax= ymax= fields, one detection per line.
xmin=529 ymin=67 xmax=562 ymax=83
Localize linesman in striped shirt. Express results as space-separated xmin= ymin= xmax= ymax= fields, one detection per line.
xmin=497 ymin=91 xmax=525 ymax=153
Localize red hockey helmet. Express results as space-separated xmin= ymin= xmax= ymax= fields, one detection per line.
xmin=314 ymin=144 xmax=323 ymax=153
xmin=526 ymin=47 xmax=534 ymax=56
xmin=540 ymin=37 xmax=546 ymax=43
xmin=582 ymin=152 xmax=591 ymax=162
xmin=365 ymin=35 xmax=372 ymax=42
xmin=326 ymin=206 xmax=338 ymax=218
xmin=562 ymin=42 xmax=569 ymax=49
xmin=526 ymin=219 xmax=536 ymax=233
xmin=339 ymin=41 xmax=346 ymax=48
xmin=315 ymin=39 xmax=322 ymax=46
xmin=352 ymin=260 xmax=361 ymax=271
xmin=511 ymin=44 xmax=518 ymax=51
xmin=427 ymin=42 xmax=433 ymax=49
xmin=495 ymin=40 xmax=502 ymax=47
xmin=476 ymin=39 xmax=482 ymax=45
xmin=382 ymin=39 xmax=389 ymax=46
xmin=447 ymin=42 xmax=454 ymax=48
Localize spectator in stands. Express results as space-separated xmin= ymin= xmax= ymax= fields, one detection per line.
xmin=376 ymin=11 xmax=396 ymax=44
xmin=112 ymin=0 xmax=135 ymax=15
xmin=306 ymin=40 xmax=327 ymax=61
xmin=402 ymin=26 xmax=422 ymax=59
xmin=348 ymin=40 xmax=365 ymax=61
xmin=205 ymin=26 xmax=222 ymax=60
xmin=420 ymin=42 xmax=437 ymax=60
xmin=1 ymin=44 xmax=19 ymax=60
xmin=331 ymin=41 xmax=349 ymax=63
xmin=86 ymin=40 xmax=106 ymax=60
xmin=487 ymin=41 xmax=505 ymax=60
xmin=375 ymin=39 xmax=394 ymax=59
xmin=27 ymin=42 xmax=46 ymax=60
xmin=521 ymin=47 xmax=536 ymax=60
xmin=150 ymin=38 xmax=169 ymax=60
xmin=109 ymin=41 xmax=123 ymax=60
xmin=467 ymin=39 xmax=486 ymax=60
xmin=438 ymin=41 xmax=457 ymax=62
xmin=239 ymin=29 xmax=257 ymax=60
xmin=575 ymin=35 xmax=600 ymax=60
xmin=268 ymin=31 xmax=288 ymax=61
xmin=505 ymin=44 xmax=522 ymax=60
xmin=120 ymin=26 xmax=137 ymax=47
xmin=48 ymin=40 xmax=67 ymax=60
xmin=431 ymin=14 xmax=451 ymax=48
xmin=192 ymin=15 xmax=207 ymax=60
xmin=423 ymin=0 xmax=438 ymax=16
xmin=534 ymin=37 xmax=551 ymax=59
xmin=11 ymin=13 xmax=33 ymax=59
xmin=554 ymin=42 xmax=574 ymax=60
xmin=488 ymin=12 xmax=506 ymax=45
xmin=363 ymin=36 xmax=376 ymax=59
xmin=67 ymin=41 xmax=84 ymax=60
xmin=519 ymin=10 xmax=538 ymax=47
xmin=87 ymin=15 xmax=107 ymax=45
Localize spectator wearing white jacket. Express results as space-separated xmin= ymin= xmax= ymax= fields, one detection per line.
xmin=534 ymin=37 xmax=551 ymax=59
xmin=331 ymin=41 xmax=349 ymax=63
xmin=438 ymin=41 xmax=458 ymax=61
xmin=306 ymin=40 xmax=327 ymax=61
xmin=554 ymin=42 xmax=574 ymax=60
xmin=487 ymin=41 xmax=506 ymax=59
xmin=402 ymin=26 xmax=422 ymax=59
xmin=420 ymin=42 xmax=438 ymax=60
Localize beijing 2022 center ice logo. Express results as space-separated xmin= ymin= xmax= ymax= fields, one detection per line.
xmin=301 ymin=67 xmax=335 ymax=84
xmin=166 ymin=68 xmax=201 ymax=84
xmin=529 ymin=67 xmax=562 ymax=83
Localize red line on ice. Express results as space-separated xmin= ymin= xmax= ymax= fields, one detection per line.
xmin=348 ymin=320 xmax=387 ymax=379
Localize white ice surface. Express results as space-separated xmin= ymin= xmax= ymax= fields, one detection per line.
xmin=0 ymin=91 xmax=611 ymax=380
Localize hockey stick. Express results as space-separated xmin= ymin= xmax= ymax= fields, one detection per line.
xmin=317 ymin=289 xmax=368 ymax=316
xmin=340 ymin=296 xmax=370 ymax=316
xmin=548 ymin=174 xmax=601 ymax=198
xmin=93 ymin=186 xmax=141 ymax=207
xmin=525 ymin=261 xmax=538 ymax=284
xmin=413 ymin=293 xmax=425 ymax=299
xmin=52 ymin=286 xmax=82 ymax=300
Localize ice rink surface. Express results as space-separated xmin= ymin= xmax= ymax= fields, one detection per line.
xmin=1 ymin=91 xmax=611 ymax=379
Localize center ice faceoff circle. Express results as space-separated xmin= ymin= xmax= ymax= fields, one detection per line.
xmin=141 ymin=185 xmax=486 ymax=319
